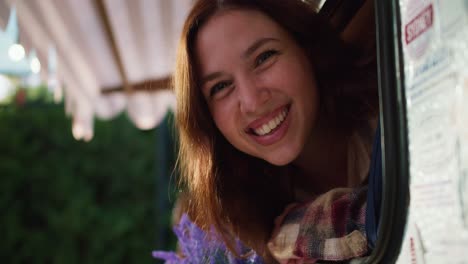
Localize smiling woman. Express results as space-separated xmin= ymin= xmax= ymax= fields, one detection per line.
xmin=172 ymin=0 xmax=378 ymax=263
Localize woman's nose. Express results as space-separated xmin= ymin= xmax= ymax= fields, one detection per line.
xmin=237 ymin=77 xmax=271 ymax=114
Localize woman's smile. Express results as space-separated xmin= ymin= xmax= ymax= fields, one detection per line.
xmin=246 ymin=104 xmax=291 ymax=145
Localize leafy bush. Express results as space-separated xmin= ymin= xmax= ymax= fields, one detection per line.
xmin=0 ymin=102 xmax=176 ymax=263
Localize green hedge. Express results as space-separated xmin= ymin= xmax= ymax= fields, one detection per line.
xmin=0 ymin=102 xmax=175 ymax=263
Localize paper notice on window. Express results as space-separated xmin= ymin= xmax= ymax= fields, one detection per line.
xmin=397 ymin=0 xmax=468 ymax=263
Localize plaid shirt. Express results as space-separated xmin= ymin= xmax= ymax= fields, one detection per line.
xmin=268 ymin=187 xmax=368 ymax=264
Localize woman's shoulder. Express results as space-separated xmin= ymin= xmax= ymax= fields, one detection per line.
xmin=268 ymin=187 xmax=368 ymax=263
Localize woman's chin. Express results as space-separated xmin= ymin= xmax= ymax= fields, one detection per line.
xmin=263 ymin=153 xmax=296 ymax=167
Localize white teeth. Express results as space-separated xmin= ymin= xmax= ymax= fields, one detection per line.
xmin=268 ymin=120 xmax=276 ymax=130
xmin=262 ymin=123 xmax=271 ymax=134
xmin=253 ymin=108 xmax=288 ymax=136
xmin=274 ymin=116 xmax=281 ymax=126
xmin=258 ymin=127 xmax=264 ymax=135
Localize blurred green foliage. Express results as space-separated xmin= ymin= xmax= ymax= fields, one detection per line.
xmin=0 ymin=96 xmax=176 ymax=263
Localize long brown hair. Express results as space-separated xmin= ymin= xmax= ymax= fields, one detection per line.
xmin=174 ymin=0 xmax=377 ymax=259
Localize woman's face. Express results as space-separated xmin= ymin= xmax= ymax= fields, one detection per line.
xmin=195 ymin=8 xmax=319 ymax=166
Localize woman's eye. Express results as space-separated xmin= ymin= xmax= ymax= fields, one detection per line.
xmin=210 ymin=81 xmax=231 ymax=97
xmin=255 ymin=50 xmax=278 ymax=67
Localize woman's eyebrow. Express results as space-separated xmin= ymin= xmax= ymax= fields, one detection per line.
xmin=243 ymin=37 xmax=279 ymax=59
xmin=201 ymin=72 xmax=223 ymax=86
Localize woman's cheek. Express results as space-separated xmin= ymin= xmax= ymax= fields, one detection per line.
xmin=211 ymin=100 xmax=235 ymax=133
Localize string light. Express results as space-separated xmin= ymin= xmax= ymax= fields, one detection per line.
xmin=8 ymin=43 xmax=25 ymax=62
xmin=30 ymin=57 xmax=41 ymax=74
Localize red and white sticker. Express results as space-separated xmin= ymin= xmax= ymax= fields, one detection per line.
xmin=404 ymin=0 xmax=435 ymax=60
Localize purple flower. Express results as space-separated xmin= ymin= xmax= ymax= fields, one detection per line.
xmin=152 ymin=214 xmax=263 ymax=264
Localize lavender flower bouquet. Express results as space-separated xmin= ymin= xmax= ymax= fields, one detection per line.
xmin=152 ymin=214 xmax=263 ymax=264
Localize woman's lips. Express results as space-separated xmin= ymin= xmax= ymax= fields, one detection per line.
xmin=247 ymin=104 xmax=290 ymax=130
xmin=246 ymin=104 xmax=291 ymax=146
